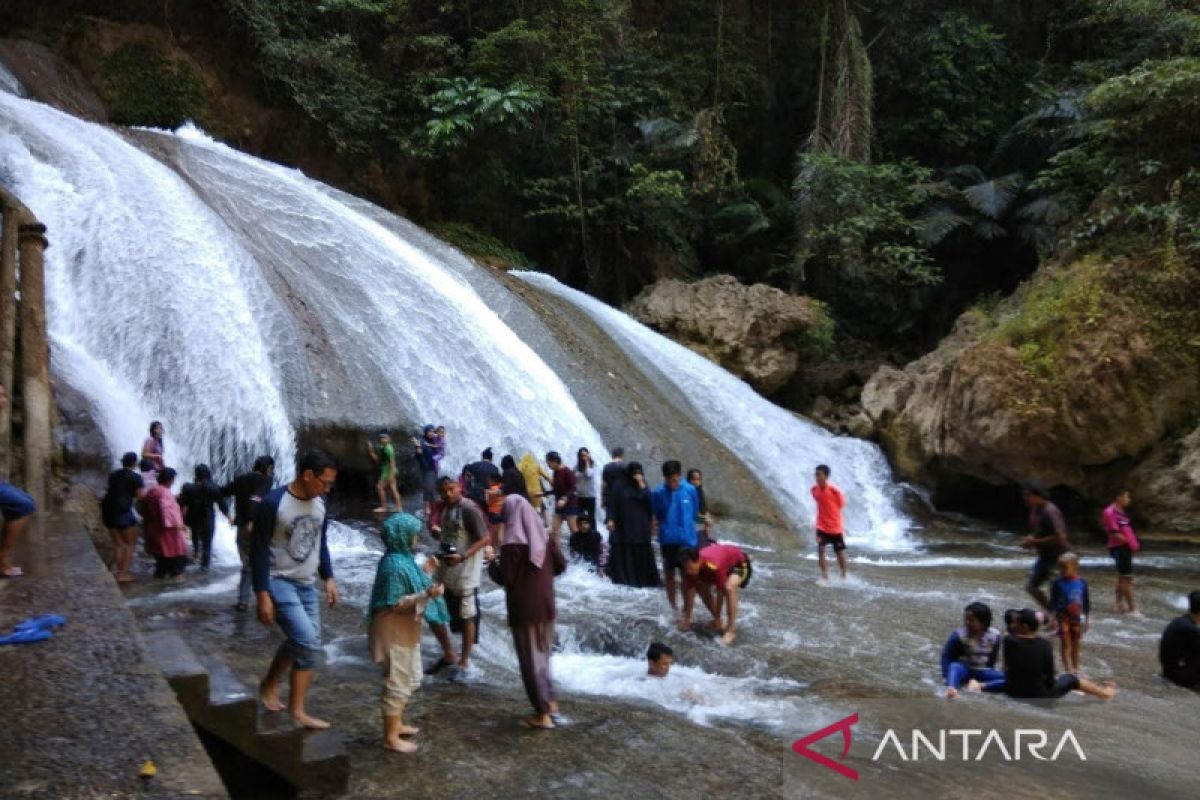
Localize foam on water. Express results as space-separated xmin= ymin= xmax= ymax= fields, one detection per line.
xmin=513 ymin=271 xmax=910 ymax=551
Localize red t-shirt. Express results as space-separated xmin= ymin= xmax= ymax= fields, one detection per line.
xmin=686 ymin=543 xmax=746 ymax=590
xmin=811 ymin=483 xmax=845 ymax=535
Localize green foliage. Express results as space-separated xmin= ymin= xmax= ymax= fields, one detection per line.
xmin=877 ymin=13 xmax=1013 ymax=164
xmin=792 ymin=153 xmax=937 ymax=287
xmin=427 ymin=221 xmax=533 ymax=267
xmin=422 ymin=78 xmax=544 ymax=150
xmin=100 ymin=42 xmax=207 ymax=128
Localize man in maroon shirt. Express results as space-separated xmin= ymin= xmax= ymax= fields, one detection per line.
xmin=545 ymin=451 xmax=578 ymax=540
xmin=678 ymin=543 xmax=753 ymax=645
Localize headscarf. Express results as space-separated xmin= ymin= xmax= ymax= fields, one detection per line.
xmin=502 ymin=466 xmax=528 ymax=499
xmin=367 ymin=513 xmax=450 ymax=625
xmin=517 ymin=452 xmax=544 ymax=509
xmin=501 ymin=493 xmax=547 ymax=568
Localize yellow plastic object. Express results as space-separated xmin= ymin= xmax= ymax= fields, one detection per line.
xmin=139 ymin=760 xmax=157 ymax=779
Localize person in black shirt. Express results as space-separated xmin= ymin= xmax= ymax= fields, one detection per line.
xmin=179 ymin=464 xmax=231 ymax=572
xmin=1160 ymin=590 xmax=1200 ymax=690
xmin=461 ymin=448 xmax=501 ymax=506
xmin=102 ymin=451 xmax=144 ymax=583
xmin=998 ymin=609 xmax=1116 ymax=700
xmin=568 ymin=515 xmax=603 ymax=570
xmin=223 ymin=455 xmax=275 ymax=610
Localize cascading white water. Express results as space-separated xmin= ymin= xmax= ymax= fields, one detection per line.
xmin=0 ymin=92 xmax=297 ymax=485
xmin=0 ymin=62 xmax=23 ymax=97
xmin=514 ymin=271 xmax=911 ymax=549
xmin=0 ymin=92 xmax=608 ymax=496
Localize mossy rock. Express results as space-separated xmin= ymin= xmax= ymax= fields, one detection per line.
xmin=100 ymin=40 xmax=208 ymax=128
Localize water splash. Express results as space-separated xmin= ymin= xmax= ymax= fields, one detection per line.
xmin=513 ymin=271 xmax=910 ymax=550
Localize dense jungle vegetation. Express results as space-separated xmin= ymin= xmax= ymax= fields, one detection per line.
xmin=10 ymin=1 xmax=1200 ymax=350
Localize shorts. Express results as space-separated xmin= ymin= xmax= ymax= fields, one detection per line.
xmin=1056 ymin=615 xmax=1083 ymax=642
xmin=553 ymin=498 xmax=578 ymax=517
xmin=379 ymin=465 xmax=396 ymax=483
xmin=1026 ymin=555 xmax=1059 ymax=591
xmin=817 ymin=531 xmax=846 ymax=552
xmin=0 ymin=482 xmax=36 ymax=522
xmin=269 ymin=576 xmax=323 ymax=671
xmin=1109 ymin=545 xmax=1133 ymax=576
xmin=444 ymin=587 xmax=481 ymax=640
xmin=104 ymin=510 xmax=138 ymax=529
xmin=660 ymin=544 xmax=687 ymax=571
xmin=730 ymin=558 xmax=753 ymax=589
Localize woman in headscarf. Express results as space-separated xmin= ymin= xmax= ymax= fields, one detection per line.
xmin=606 ymin=461 xmax=661 ymax=588
xmin=500 ymin=455 xmax=528 ymax=501
xmin=411 ymin=425 xmax=440 ymax=519
xmin=367 ymin=512 xmax=449 ymax=753
xmin=488 ymin=490 xmax=566 ymax=729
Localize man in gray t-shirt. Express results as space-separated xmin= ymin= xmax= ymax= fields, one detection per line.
xmin=428 ymin=477 xmax=489 ymax=678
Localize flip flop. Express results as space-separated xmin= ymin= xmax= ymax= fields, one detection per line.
xmin=0 ymin=627 xmax=52 ymax=646
xmin=14 ymin=615 xmax=66 ymax=632
xmin=0 ymin=566 xmax=24 ymax=578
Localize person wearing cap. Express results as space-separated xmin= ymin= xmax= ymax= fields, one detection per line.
xmin=1019 ymin=481 xmax=1070 ymax=613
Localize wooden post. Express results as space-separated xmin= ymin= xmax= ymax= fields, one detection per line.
xmin=0 ymin=205 xmax=18 ymax=479
xmin=18 ymin=221 xmax=50 ymax=508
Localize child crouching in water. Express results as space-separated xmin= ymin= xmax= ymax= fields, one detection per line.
xmin=368 ymin=512 xmax=449 ymax=753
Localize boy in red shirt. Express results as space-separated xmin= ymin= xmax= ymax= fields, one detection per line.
xmin=678 ymin=543 xmax=753 ymax=645
xmin=811 ymin=464 xmax=847 ymax=582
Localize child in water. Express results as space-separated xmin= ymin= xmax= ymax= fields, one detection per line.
xmin=367 ymin=513 xmax=449 ymax=753
xmin=568 ymin=515 xmax=604 ymax=570
xmin=1050 ymin=552 xmax=1090 ymax=673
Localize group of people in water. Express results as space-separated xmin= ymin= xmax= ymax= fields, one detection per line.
xmin=90 ymin=420 xmax=1200 ymax=755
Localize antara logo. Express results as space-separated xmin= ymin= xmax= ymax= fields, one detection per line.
xmin=792 ymin=714 xmax=1087 ymax=780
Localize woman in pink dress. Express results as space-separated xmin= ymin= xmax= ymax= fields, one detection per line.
xmin=139 ymin=467 xmax=188 ymax=579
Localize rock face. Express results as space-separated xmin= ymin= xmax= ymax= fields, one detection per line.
xmin=625 ymin=275 xmax=827 ymax=394
xmin=861 ymin=257 xmax=1200 ymax=532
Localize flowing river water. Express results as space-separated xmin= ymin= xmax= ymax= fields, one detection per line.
xmin=2 ymin=76 xmax=1197 ymax=799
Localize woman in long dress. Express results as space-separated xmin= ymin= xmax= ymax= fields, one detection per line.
xmin=605 ymin=462 xmax=661 ymax=588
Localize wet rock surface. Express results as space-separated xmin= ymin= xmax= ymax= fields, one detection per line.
xmin=0 ymin=514 xmax=226 ymax=799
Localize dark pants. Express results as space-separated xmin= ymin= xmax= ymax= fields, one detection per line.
xmin=512 ymin=622 xmax=555 ymax=715
xmin=191 ymin=524 xmax=215 ymax=569
xmin=154 ymin=555 xmax=187 ymax=578
xmin=578 ymin=497 xmax=596 ymax=522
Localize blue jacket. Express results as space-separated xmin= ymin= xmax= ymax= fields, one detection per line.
xmin=250 ymin=486 xmax=333 ymax=593
xmin=650 ymin=482 xmax=699 ymax=547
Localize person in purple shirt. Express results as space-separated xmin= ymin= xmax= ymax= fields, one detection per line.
xmin=1102 ymin=489 xmax=1139 ymax=614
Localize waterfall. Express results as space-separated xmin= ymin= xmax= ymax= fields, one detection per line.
xmin=0 ymin=93 xmax=608 ymax=486
xmin=514 ymin=271 xmax=910 ymax=548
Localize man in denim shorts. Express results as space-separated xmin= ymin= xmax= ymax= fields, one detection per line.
xmin=252 ymin=449 xmax=339 ymax=729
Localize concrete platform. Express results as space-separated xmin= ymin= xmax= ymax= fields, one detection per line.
xmin=0 ymin=513 xmax=228 ymax=799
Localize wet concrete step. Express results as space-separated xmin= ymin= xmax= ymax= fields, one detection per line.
xmin=146 ymin=629 xmax=349 ymax=797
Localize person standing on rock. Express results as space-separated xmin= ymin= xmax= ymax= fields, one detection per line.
xmin=1020 ymin=481 xmax=1069 ymax=615
xmin=811 ymin=465 xmax=848 ymax=582
xmin=575 ymin=447 xmax=598 ymax=523
xmin=368 ymin=431 xmax=402 ymax=513
xmin=178 ymin=463 xmax=231 ymax=573
xmin=141 ymin=420 xmax=166 ymax=474
xmin=412 ymin=425 xmax=441 ymax=519
xmin=102 ymin=451 xmax=144 ymax=583
xmin=139 ymin=468 xmax=189 ymax=580
xmin=223 ymin=455 xmax=275 ymax=612
xmin=546 ymin=451 xmax=579 ymax=539
xmin=651 ymin=460 xmax=700 ymax=618
xmin=252 ymin=449 xmax=339 ymax=730
xmin=488 ymin=489 xmax=567 ymax=729
xmin=462 ymin=447 xmax=501 ymax=508
xmin=368 ymin=512 xmax=447 ymax=753
xmin=606 ymin=462 xmax=660 ymax=588
xmin=600 ymin=447 xmax=627 ymax=520
xmin=426 ymin=476 xmax=489 ymax=681
xmin=1102 ymin=489 xmax=1140 ymax=614
xmin=686 ymin=468 xmax=713 ymax=547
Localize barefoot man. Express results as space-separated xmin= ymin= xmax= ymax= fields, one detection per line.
xmin=678 ymin=543 xmax=753 ymax=645
xmin=252 ymin=449 xmax=340 ymax=729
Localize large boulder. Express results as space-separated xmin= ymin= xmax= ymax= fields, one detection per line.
xmin=861 ymin=255 xmax=1200 ymax=532
xmin=625 ymin=275 xmax=829 ymax=394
